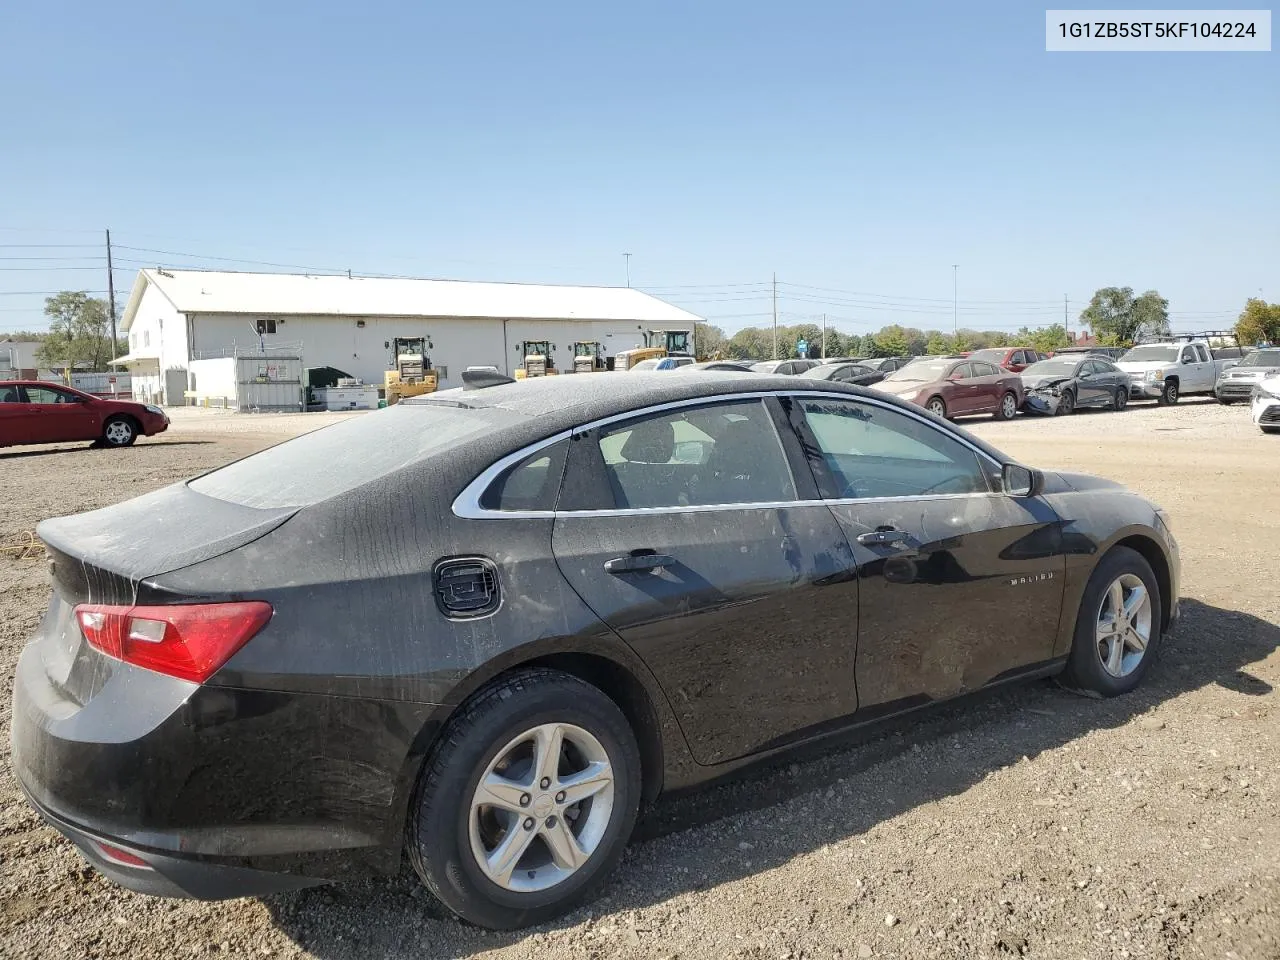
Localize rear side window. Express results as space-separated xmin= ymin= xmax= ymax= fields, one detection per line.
xmin=479 ymin=440 xmax=569 ymax=512
xmin=593 ymin=400 xmax=796 ymax=509
xmin=190 ymin=403 xmax=514 ymax=508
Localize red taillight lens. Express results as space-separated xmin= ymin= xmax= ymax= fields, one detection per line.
xmin=95 ymin=841 xmax=152 ymax=869
xmin=74 ymin=602 xmax=272 ymax=683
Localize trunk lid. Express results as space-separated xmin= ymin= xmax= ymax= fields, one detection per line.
xmin=35 ymin=482 xmax=295 ymax=704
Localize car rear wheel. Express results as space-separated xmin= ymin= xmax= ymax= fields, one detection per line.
xmin=1157 ymin=379 xmax=1179 ymax=405
xmin=926 ymin=397 xmax=947 ymax=419
xmin=1056 ymin=389 xmax=1076 ymax=416
xmin=102 ymin=416 xmax=137 ymax=447
xmin=408 ymin=668 xmax=641 ymax=929
xmin=1216 ymin=397 xmax=1236 ymax=405
xmin=994 ymin=391 xmax=1018 ymax=420
xmin=1112 ymin=388 xmax=1128 ymax=411
xmin=1059 ymin=546 xmax=1162 ymax=698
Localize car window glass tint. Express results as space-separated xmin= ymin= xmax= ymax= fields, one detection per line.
xmin=799 ymin=399 xmax=990 ymax=500
xmin=25 ymin=386 xmax=73 ymax=404
xmin=595 ymin=400 xmax=795 ymax=509
xmin=479 ymin=439 xmax=570 ymax=512
xmin=191 ymin=402 xmax=515 ymax=508
xmin=0 ymin=386 xmax=22 ymax=402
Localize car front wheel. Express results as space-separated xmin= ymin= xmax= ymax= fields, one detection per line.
xmin=1112 ymin=389 xmax=1128 ymax=411
xmin=1157 ymin=380 xmax=1179 ymax=405
xmin=409 ymin=668 xmax=641 ymax=929
xmin=1059 ymin=546 xmax=1162 ymax=698
xmin=1056 ymin=389 xmax=1076 ymax=416
xmin=102 ymin=416 xmax=137 ymax=447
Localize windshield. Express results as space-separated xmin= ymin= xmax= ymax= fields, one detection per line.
xmin=190 ymin=403 xmax=511 ymax=508
xmin=630 ymin=359 xmax=660 ymax=371
xmin=1119 ymin=345 xmax=1178 ymax=362
xmin=885 ymin=359 xmax=951 ymax=381
xmin=751 ymin=361 xmax=783 ymax=373
xmin=1240 ymin=349 xmax=1280 ymax=368
xmin=1023 ymin=358 xmax=1080 ymax=376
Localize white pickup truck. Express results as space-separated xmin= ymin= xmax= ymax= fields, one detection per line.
xmin=1116 ymin=338 xmax=1241 ymax=405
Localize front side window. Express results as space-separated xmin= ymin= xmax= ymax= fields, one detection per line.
xmin=25 ymin=386 xmax=76 ymax=404
xmin=798 ymin=398 xmax=991 ymax=500
xmin=594 ymin=400 xmax=796 ymax=509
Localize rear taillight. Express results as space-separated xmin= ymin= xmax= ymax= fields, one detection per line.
xmin=94 ymin=841 xmax=152 ymax=869
xmin=74 ymin=602 xmax=272 ymax=683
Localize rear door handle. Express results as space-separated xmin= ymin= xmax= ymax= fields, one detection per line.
xmin=604 ymin=553 xmax=675 ymax=575
xmin=856 ymin=528 xmax=908 ymax=546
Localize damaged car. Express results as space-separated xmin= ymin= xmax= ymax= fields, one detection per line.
xmin=1021 ymin=355 xmax=1130 ymax=416
xmin=12 ymin=374 xmax=1179 ymax=929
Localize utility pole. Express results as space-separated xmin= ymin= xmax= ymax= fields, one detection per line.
xmin=1064 ymin=294 xmax=1070 ymax=342
xmin=106 ymin=229 xmax=118 ymax=354
xmin=951 ymin=264 xmax=958 ymax=336
xmin=623 ymin=253 xmax=631 ymax=287
xmin=772 ymin=272 xmax=778 ymax=359
xmin=822 ymin=313 xmax=827 ymax=359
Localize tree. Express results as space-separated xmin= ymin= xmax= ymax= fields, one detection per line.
xmin=695 ymin=322 xmax=727 ymax=359
xmin=36 ymin=292 xmax=123 ymax=371
xmin=725 ymin=327 xmax=771 ymax=361
xmin=925 ymin=331 xmax=951 ymax=355
xmin=1025 ymin=324 xmax=1071 ymax=354
xmin=1235 ymin=298 xmax=1280 ymax=346
xmin=1079 ymin=287 xmax=1170 ymax=346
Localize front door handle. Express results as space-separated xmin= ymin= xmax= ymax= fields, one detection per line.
xmin=604 ymin=553 xmax=675 ymax=575
xmin=856 ymin=527 xmax=908 ymax=546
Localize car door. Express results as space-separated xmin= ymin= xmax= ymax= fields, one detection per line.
xmin=967 ymin=361 xmax=1003 ymax=413
xmin=1191 ymin=344 xmax=1214 ymax=390
xmin=1074 ymin=360 xmax=1102 ymax=406
xmin=945 ymin=362 xmax=978 ymax=413
xmin=787 ymin=394 xmax=1065 ymax=709
xmin=550 ymin=396 xmax=861 ymax=765
xmin=1007 ymin=351 xmax=1026 ymax=373
xmin=0 ymin=383 xmax=32 ymax=444
xmin=20 ymin=385 xmax=98 ymax=443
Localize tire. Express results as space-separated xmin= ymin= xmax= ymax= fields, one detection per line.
xmin=102 ymin=416 xmax=137 ymax=447
xmin=1056 ymin=389 xmax=1076 ymax=417
xmin=1262 ymin=425 xmax=1280 ymax=435
xmin=1112 ymin=388 xmax=1128 ymax=412
xmin=408 ymin=668 xmax=642 ymax=929
xmin=926 ymin=397 xmax=947 ymax=419
xmin=1216 ymin=397 xmax=1235 ymax=406
xmin=1059 ymin=546 xmax=1162 ymax=698
xmin=1156 ymin=379 xmax=1179 ymax=406
xmin=994 ymin=391 xmax=1018 ymax=421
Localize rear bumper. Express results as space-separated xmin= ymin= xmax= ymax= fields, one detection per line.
xmin=9 ymin=625 xmax=426 ymax=899
xmin=21 ymin=787 xmax=325 ymax=899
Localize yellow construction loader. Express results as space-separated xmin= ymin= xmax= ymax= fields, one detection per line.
xmin=384 ymin=337 xmax=438 ymax=404
xmin=572 ymin=341 xmax=609 ymax=372
xmin=513 ymin=341 xmax=557 ymax=378
xmin=613 ymin=329 xmax=695 ymax=370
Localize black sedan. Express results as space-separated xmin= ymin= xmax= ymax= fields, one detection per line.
xmin=13 ymin=374 xmax=1179 ymax=929
xmin=798 ymin=361 xmax=885 ymax=386
xmin=1021 ymin=355 xmax=1131 ymax=416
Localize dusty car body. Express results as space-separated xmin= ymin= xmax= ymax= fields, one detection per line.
xmin=1021 ymin=356 xmax=1130 ymax=416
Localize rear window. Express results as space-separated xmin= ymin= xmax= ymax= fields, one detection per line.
xmin=190 ymin=403 xmax=513 ymax=508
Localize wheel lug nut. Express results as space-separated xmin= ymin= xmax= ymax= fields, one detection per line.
xmin=545 ymin=816 xmax=557 ymax=829
xmin=555 ymin=791 xmax=566 ymax=803
xmin=523 ymin=817 xmax=535 ymax=830
xmin=540 ymin=777 xmax=551 ymax=789
xmin=519 ymin=794 xmax=531 ymax=807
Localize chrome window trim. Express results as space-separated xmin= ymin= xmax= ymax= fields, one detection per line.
xmin=452 ymin=390 xmax=1004 ymax=520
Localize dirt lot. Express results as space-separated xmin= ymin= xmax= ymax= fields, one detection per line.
xmin=2 ymin=399 xmax=1277 ymax=960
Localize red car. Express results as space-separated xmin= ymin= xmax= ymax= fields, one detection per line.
xmin=0 ymin=381 xmax=169 ymax=449
xmin=968 ymin=347 xmax=1044 ymax=373
xmin=871 ymin=356 xmax=1024 ymax=420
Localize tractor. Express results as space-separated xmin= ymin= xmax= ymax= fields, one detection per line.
xmin=572 ymin=341 xmax=610 ymax=372
xmin=384 ymin=337 xmax=437 ymax=404
xmin=513 ymin=341 xmax=557 ymax=378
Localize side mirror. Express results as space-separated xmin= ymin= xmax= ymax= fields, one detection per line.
xmin=1002 ymin=463 xmax=1044 ymax=498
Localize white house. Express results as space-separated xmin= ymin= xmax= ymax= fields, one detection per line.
xmin=0 ymin=337 xmax=43 ymax=378
xmin=114 ymin=269 xmax=704 ymax=405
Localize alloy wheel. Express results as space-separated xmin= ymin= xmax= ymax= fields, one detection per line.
xmin=468 ymin=722 xmax=615 ymax=893
xmin=104 ymin=420 xmax=133 ymax=445
xmin=928 ymin=399 xmax=946 ymax=417
xmin=1001 ymin=393 xmax=1017 ymax=419
xmin=1095 ymin=573 xmax=1152 ymax=678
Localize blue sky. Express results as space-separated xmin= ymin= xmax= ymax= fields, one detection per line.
xmin=1 ymin=1 xmax=1275 ymax=337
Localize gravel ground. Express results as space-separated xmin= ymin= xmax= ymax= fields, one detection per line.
xmin=2 ymin=398 xmax=1277 ymax=960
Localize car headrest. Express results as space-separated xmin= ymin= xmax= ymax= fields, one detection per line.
xmin=619 ymin=419 xmax=675 ymax=464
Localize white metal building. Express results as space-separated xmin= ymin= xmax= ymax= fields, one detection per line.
xmin=114 ymin=269 xmax=704 ymax=405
